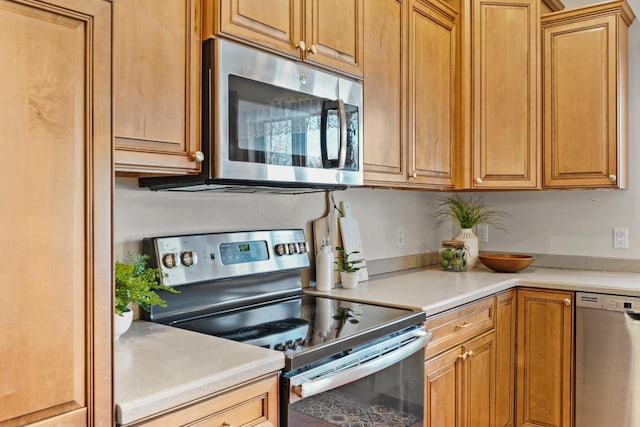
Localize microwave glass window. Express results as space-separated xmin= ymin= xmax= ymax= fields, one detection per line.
xmin=228 ymin=75 xmax=359 ymax=171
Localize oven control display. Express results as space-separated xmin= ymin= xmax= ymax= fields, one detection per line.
xmin=220 ymin=240 xmax=269 ymax=265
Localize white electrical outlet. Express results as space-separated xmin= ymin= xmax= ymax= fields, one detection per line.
xmin=396 ymin=227 xmax=405 ymax=247
xmin=477 ymin=224 xmax=489 ymax=243
xmin=613 ymin=227 xmax=629 ymax=249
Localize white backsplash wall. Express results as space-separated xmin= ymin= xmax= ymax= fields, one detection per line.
xmin=114 ymin=178 xmax=445 ymax=262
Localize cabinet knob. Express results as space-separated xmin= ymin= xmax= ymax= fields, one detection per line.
xmin=307 ymin=44 xmax=318 ymax=54
xmin=410 ymin=171 xmax=417 ymax=179
xmin=467 ymin=350 xmax=474 ymax=357
xmin=191 ymin=151 xmax=205 ymax=163
xmin=297 ymin=40 xmax=307 ymax=52
xmin=609 ymin=174 xmax=617 ymax=182
xmin=475 ymin=177 xmax=483 ymax=185
xmin=563 ymin=298 xmax=571 ymax=306
xmin=222 ymin=423 xmax=233 ymax=427
xmin=458 ymin=352 xmax=467 ymax=360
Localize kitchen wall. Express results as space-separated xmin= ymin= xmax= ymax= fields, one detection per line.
xmin=114 ymin=0 xmax=640 ymax=267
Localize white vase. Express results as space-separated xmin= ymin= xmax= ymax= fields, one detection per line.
xmin=114 ymin=310 xmax=133 ymax=340
xmin=340 ymin=271 xmax=359 ymax=289
xmin=456 ymin=228 xmax=479 ymax=268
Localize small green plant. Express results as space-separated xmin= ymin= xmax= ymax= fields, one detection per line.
xmin=334 ymin=246 xmax=364 ymax=273
xmin=115 ymin=253 xmax=179 ymax=316
xmin=433 ymin=194 xmax=510 ymax=230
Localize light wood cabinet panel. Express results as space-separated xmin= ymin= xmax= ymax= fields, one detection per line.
xmin=516 ymin=289 xmax=573 ymax=427
xmin=208 ymin=0 xmax=363 ymax=78
xmin=303 ymin=0 xmax=364 ymax=77
xmin=216 ymin=0 xmax=302 ymax=58
xmin=541 ymin=0 xmax=634 ymax=189
xmin=424 ymin=332 xmax=496 ymax=427
xmin=363 ymin=0 xmax=407 ymax=185
xmin=495 ymin=290 xmax=516 ymax=427
xmin=467 ymin=0 xmax=540 ymax=189
xmin=126 ymin=374 xmax=278 ymax=427
xmin=0 ymin=0 xmax=112 ymax=425
xmin=408 ymin=0 xmax=458 ymax=188
xmin=462 ymin=332 xmax=496 ymax=427
xmin=114 ymin=0 xmax=202 ymax=174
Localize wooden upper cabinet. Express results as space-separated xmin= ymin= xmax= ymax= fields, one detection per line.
xmin=114 ymin=0 xmax=202 ymax=174
xmin=208 ymin=0 xmax=363 ymax=78
xmin=303 ymin=0 xmax=364 ymax=77
xmin=541 ymin=0 xmax=634 ymax=189
xmin=409 ymin=0 xmax=457 ymax=189
xmin=363 ymin=0 xmax=406 ymax=185
xmin=0 ymin=0 xmax=112 ymax=425
xmin=516 ymin=289 xmax=574 ymax=427
xmin=463 ymin=0 xmax=540 ymax=189
xmin=216 ymin=0 xmax=302 ymax=58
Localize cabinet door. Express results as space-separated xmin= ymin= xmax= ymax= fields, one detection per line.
xmin=216 ymin=0 xmax=303 ymax=58
xmin=304 ymin=0 xmax=364 ymax=77
xmin=408 ymin=0 xmax=457 ymax=189
xmin=0 ymin=0 xmax=112 ymax=425
xmin=114 ymin=0 xmax=202 ymax=174
xmin=516 ymin=289 xmax=573 ymax=427
xmin=495 ymin=290 xmax=516 ymax=427
xmin=542 ymin=11 xmax=628 ymax=188
xmin=470 ymin=0 xmax=540 ymax=189
xmin=363 ymin=0 xmax=407 ymax=185
xmin=425 ymin=347 xmax=463 ymax=427
xmin=462 ymin=332 xmax=496 ymax=427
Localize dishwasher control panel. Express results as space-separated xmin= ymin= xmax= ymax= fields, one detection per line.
xmin=576 ymin=292 xmax=640 ymax=312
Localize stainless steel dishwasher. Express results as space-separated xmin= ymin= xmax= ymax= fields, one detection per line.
xmin=576 ymin=292 xmax=640 ymax=427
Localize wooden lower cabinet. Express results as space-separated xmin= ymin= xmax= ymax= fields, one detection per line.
xmin=516 ymin=289 xmax=573 ymax=427
xmin=0 ymin=0 xmax=112 ymax=425
xmin=495 ymin=290 xmax=516 ymax=427
xmin=124 ymin=374 xmax=279 ymax=427
xmin=424 ymin=332 xmax=496 ymax=427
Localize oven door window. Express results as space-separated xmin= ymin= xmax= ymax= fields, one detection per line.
xmin=285 ymin=342 xmax=424 ymax=426
xmin=228 ymin=75 xmax=359 ymax=171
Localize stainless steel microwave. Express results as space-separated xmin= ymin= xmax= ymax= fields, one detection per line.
xmin=140 ymin=38 xmax=363 ymax=192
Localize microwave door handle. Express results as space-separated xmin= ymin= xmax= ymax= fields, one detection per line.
xmin=320 ymin=102 xmax=331 ymax=168
xmin=290 ymin=330 xmax=429 ymax=400
xmin=336 ymin=99 xmax=347 ymax=169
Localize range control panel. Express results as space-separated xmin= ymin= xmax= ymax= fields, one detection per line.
xmin=143 ymin=229 xmax=310 ymax=287
xmin=576 ymin=292 xmax=640 ymax=312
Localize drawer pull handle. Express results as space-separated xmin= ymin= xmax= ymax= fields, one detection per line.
xmin=454 ymin=322 xmax=471 ymax=330
xmin=222 ymin=423 xmax=233 ymax=427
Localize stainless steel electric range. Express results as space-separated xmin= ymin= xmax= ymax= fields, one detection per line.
xmin=142 ymin=229 xmax=430 ymax=426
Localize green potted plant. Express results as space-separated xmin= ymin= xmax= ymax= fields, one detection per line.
xmin=433 ymin=194 xmax=509 ymax=268
xmin=334 ymin=246 xmax=364 ymax=289
xmin=114 ymin=253 xmax=179 ymax=339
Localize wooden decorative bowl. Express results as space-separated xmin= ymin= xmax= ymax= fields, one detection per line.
xmin=478 ymin=253 xmax=535 ymax=273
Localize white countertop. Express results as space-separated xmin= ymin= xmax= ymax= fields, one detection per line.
xmin=309 ymin=266 xmax=640 ymax=315
xmin=114 ymin=321 xmax=284 ymax=425
xmin=115 ymin=265 xmax=640 ymax=425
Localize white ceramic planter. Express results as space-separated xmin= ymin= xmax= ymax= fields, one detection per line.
xmin=456 ymin=228 xmax=479 ymax=268
xmin=114 ymin=310 xmax=133 ymax=340
xmin=340 ymin=271 xmax=359 ymax=289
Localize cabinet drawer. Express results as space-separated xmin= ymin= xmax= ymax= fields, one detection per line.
xmin=128 ymin=373 xmax=278 ymax=427
xmin=424 ymin=296 xmax=495 ymax=358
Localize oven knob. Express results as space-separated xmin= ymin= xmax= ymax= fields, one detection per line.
xmin=288 ymin=243 xmax=298 ymax=254
xmin=274 ymin=343 xmax=286 ymax=351
xmin=162 ymin=253 xmax=177 ymax=269
xmin=274 ymin=244 xmax=287 ymax=256
xmin=298 ymin=242 xmax=308 ymax=253
xmin=180 ymin=251 xmax=197 ymax=267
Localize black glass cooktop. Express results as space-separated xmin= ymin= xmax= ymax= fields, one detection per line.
xmin=171 ymin=294 xmax=425 ymax=371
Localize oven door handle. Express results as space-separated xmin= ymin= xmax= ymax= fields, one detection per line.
xmin=291 ymin=329 xmax=431 ymax=400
